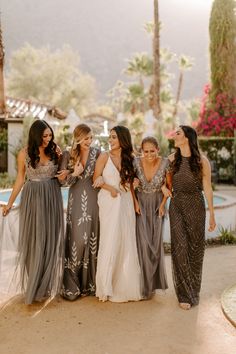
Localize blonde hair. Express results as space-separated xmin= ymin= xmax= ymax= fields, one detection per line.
xmin=69 ymin=124 xmax=91 ymax=167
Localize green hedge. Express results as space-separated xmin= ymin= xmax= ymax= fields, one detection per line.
xmin=169 ymin=137 xmax=236 ymax=183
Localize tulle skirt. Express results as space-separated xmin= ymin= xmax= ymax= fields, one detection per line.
xmin=0 ymin=178 xmax=64 ymax=305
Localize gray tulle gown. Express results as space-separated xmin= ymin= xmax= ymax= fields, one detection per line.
xmin=60 ymin=147 xmax=100 ymax=300
xmin=169 ymin=157 xmax=206 ymax=306
xmin=18 ymin=152 xmax=64 ymax=304
xmin=134 ymin=157 xmax=170 ymax=299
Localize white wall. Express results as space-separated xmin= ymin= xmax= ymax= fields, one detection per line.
xmin=7 ymin=123 xmax=23 ymax=177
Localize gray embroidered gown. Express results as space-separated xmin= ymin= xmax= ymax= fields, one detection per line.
xmin=134 ymin=157 xmax=170 ymax=299
xmin=18 ymin=152 xmax=64 ymax=304
xmin=169 ymin=157 xmax=206 ymax=306
xmin=60 ymin=147 xmax=100 ymax=300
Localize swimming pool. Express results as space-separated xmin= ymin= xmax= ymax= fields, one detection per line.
xmin=1 ymin=188 xmax=236 ymax=241
xmin=0 ymin=187 xmax=69 ymax=209
xmin=0 ymin=187 xmax=228 ymax=209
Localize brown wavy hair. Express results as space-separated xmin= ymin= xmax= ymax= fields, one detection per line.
xmin=172 ymin=125 xmax=202 ymax=180
xmin=111 ymin=125 xmax=136 ymax=188
xmin=27 ymin=120 xmax=58 ymax=168
xmin=141 ymin=136 xmax=159 ymax=150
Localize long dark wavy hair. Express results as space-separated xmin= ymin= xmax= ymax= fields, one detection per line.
xmin=111 ymin=125 xmax=136 ymax=188
xmin=172 ymin=125 xmax=202 ymax=180
xmin=27 ymin=120 xmax=58 ymax=168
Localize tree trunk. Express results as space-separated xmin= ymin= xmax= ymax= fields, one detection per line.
xmin=153 ymin=0 xmax=161 ymax=120
xmin=0 ymin=20 xmax=6 ymax=114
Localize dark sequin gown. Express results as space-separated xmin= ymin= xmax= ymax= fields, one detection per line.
xmin=169 ymin=157 xmax=206 ymax=306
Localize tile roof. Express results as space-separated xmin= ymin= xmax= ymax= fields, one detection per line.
xmin=2 ymin=96 xmax=67 ymax=121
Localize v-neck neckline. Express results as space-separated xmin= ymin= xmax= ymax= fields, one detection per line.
xmin=81 ymin=147 xmax=91 ymax=171
xmin=109 ymin=155 xmax=120 ymax=173
xmin=139 ymin=157 xmax=162 ymax=183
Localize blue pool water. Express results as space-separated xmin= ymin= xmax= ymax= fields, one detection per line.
xmin=0 ymin=188 xmax=226 ymax=209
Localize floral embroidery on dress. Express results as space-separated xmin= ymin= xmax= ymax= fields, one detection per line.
xmin=78 ymin=190 xmax=92 ymax=225
xmin=84 ymin=147 xmax=98 ymax=179
xmin=89 ymin=232 xmax=97 ymax=255
xmin=64 ymin=241 xmax=81 ymax=272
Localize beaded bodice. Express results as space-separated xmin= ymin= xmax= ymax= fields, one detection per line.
xmin=134 ymin=157 xmax=170 ymax=193
xmin=25 ymin=153 xmax=58 ymax=180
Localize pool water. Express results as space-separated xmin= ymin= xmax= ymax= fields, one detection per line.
xmin=0 ymin=188 xmax=226 ymax=209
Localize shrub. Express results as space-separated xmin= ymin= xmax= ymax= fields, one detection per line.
xmin=0 ymin=173 xmax=15 ymax=189
xmin=218 ymin=226 xmax=236 ymax=244
xmin=197 ymin=85 xmax=236 ymax=137
xmin=168 ymin=137 xmax=235 ymax=182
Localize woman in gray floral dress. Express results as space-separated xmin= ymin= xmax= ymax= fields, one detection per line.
xmin=58 ymin=124 xmax=100 ymax=300
xmin=134 ymin=137 xmax=171 ymax=299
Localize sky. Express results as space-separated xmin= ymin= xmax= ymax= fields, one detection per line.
xmin=0 ymin=0 xmax=214 ymax=101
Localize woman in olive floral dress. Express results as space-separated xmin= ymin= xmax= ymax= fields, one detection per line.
xmin=58 ymin=124 xmax=100 ymax=300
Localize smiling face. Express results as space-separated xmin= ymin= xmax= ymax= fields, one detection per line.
xmin=142 ymin=142 xmax=159 ymax=162
xmin=79 ymin=131 xmax=93 ymax=150
xmin=108 ymin=129 xmax=120 ymax=151
xmin=41 ymin=128 xmax=53 ymax=148
xmin=173 ymin=127 xmax=188 ymax=148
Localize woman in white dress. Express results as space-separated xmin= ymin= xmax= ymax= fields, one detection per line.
xmin=93 ymin=126 xmax=141 ymax=302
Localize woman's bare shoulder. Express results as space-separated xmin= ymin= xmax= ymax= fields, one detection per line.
xmin=18 ymin=147 xmax=27 ymax=159
xmin=97 ymin=151 xmax=109 ymax=162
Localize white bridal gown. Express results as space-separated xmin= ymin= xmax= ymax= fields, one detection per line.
xmin=96 ymin=155 xmax=141 ymax=302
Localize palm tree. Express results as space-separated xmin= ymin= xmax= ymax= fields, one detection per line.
xmin=0 ymin=17 xmax=6 ymax=114
xmin=172 ymin=55 xmax=193 ymax=119
xmin=124 ymin=53 xmax=153 ymax=90
xmin=153 ymin=0 xmax=161 ymax=120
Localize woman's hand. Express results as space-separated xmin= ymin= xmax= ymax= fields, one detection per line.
xmin=133 ymin=177 xmax=140 ymax=190
xmin=56 ymin=145 xmax=62 ymax=157
xmin=56 ymin=169 xmax=69 ymax=181
xmin=110 ymin=187 xmax=120 ymax=198
xmin=72 ymin=162 xmax=84 ymax=177
xmin=208 ymin=214 xmax=216 ymax=232
xmin=134 ymin=199 xmax=141 ymax=215
xmin=2 ymin=205 xmax=11 ymax=217
xmin=93 ymin=176 xmax=104 ymax=188
xmin=161 ymin=184 xmax=172 ymax=198
xmin=158 ymin=203 xmax=165 ymax=217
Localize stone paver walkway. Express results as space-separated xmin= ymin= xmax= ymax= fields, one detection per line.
xmin=0 ymin=246 xmax=236 ymax=354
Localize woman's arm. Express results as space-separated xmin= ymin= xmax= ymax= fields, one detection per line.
xmin=202 ymin=156 xmax=216 ymax=232
xmin=159 ymin=172 xmax=172 ymax=217
xmin=130 ymin=182 xmax=141 ymax=214
xmin=93 ymin=153 xmax=120 ymax=198
xmin=57 ymin=150 xmax=83 ymax=185
xmin=2 ymin=149 xmax=26 ymax=216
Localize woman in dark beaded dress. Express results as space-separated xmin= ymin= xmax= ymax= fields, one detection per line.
xmin=134 ymin=137 xmax=171 ymax=299
xmin=57 ymin=124 xmax=100 ymax=300
xmin=168 ymin=126 xmax=216 ymax=310
xmin=2 ymin=120 xmax=64 ymax=304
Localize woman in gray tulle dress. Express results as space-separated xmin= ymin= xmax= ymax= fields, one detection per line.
xmin=2 ymin=120 xmax=64 ymax=304
xmin=134 ymin=137 xmax=171 ymax=299
xmin=58 ymin=124 xmax=100 ymax=300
